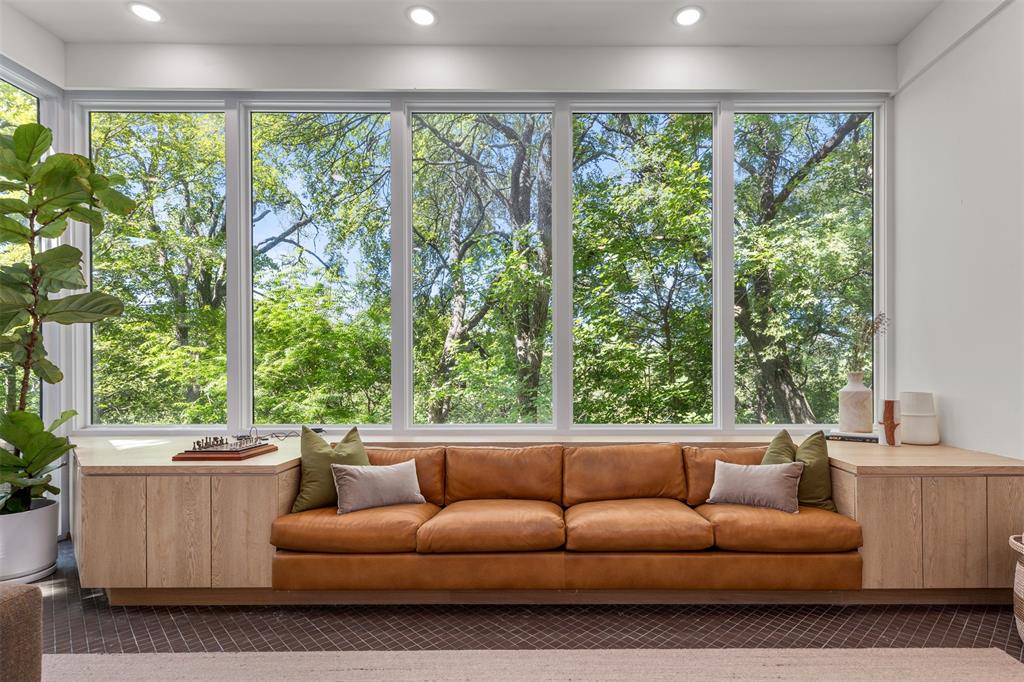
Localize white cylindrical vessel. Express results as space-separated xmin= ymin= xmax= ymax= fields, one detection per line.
xmin=898 ymin=391 xmax=939 ymax=445
xmin=0 ymin=499 xmax=59 ymax=583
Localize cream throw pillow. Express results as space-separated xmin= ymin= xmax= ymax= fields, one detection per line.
xmin=706 ymin=460 xmax=804 ymax=513
xmin=331 ymin=459 xmax=426 ymax=514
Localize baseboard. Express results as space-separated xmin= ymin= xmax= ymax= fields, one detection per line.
xmin=105 ymin=587 xmax=1013 ymax=607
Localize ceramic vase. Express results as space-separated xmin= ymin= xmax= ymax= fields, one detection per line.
xmin=838 ymin=371 xmax=873 ymax=433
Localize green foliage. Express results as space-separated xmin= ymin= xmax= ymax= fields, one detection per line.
xmin=84 ymin=107 xmax=872 ymax=430
xmin=573 ymin=113 xmax=714 ymax=423
xmin=0 ymin=410 xmax=73 ymax=513
xmin=0 ymin=119 xmax=133 ymax=512
xmin=734 ymin=113 xmax=874 ymax=424
xmin=1 ymin=79 xmax=41 ymax=413
xmin=91 ymin=112 xmax=227 ymax=424
xmin=412 ymin=113 xmax=553 ymax=424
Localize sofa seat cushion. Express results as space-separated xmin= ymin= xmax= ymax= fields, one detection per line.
xmin=271 ymin=503 xmax=441 ymax=553
xmin=696 ymin=503 xmax=863 ymax=553
xmin=565 ymin=498 xmax=713 ymax=551
xmin=416 ymin=499 xmax=565 ymax=553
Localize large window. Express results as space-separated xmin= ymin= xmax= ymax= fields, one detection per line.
xmin=573 ymin=113 xmax=714 ymax=424
xmin=75 ymin=99 xmax=879 ymax=433
xmin=251 ymin=112 xmax=391 ymax=424
xmin=733 ymin=112 xmax=874 ymax=424
xmin=411 ymin=113 xmax=553 ymax=424
xmin=90 ymin=112 xmax=228 ymax=424
xmin=0 ymin=80 xmax=41 ymax=414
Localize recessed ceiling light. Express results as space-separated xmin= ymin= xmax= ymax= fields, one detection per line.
xmin=674 ymin=6 xmax=703 ymax=26
xmin=129 ymin=3 xmax=162 ymax=22
xmin=408 ymin=6 xmax=436 ymax=26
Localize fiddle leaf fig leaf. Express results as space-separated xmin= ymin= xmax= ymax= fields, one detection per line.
xmin=0 ymin=309 xmax=30 ymax=334
xmin=33 ymin=244 xmax=83 ymax=269
xmin=0 ymin=198 xmax=31 ymax=215
xmin=0 ymin=216 xmax=31 ymax=245
xmin=40 ymin=292 xmax=124 ymax=323
xmin=36 ymin=218 xmax=68 ymax=239
xmin=95 ymin=187 xmax=136 ymax=215
xmin=39 ymin=266 xmax=87 ymax=294
xmin=0 ymin=283 xmax=34 ymax=314
xmin=68 ymin=206 xmax=104 ymax=234
xmin=47 ymin=409 xmax=77 ymax=434
xmin=31 ymin=357 xmax=63 ymax=384
xmin=13 ymin=123 xmax=52 ymax=165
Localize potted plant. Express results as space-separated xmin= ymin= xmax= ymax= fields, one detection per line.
xmin=0 ymin=122 xmax=133 ymax=582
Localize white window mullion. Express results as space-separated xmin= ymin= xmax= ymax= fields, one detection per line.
xmin=390 ymin=101 xmax=412 ymax=436
xmin=224 ymin=97 xmax=252 ymax=435
xmin=713 ymin=101 xmax=736 ymax=432
xmin=551 ymin=99 xmax=573 ymax=434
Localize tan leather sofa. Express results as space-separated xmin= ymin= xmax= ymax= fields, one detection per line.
xmin=270 ymin=444 xmax=863 ymax=592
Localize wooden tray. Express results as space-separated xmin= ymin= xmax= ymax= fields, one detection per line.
xmin=172 ymin=443 xmax=279 ymax=461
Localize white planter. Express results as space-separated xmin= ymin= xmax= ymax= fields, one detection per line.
xmin=839 ymin=371 xmax=873 ymax=433
xmin=0 ymin=498 xmax=58 ymax=583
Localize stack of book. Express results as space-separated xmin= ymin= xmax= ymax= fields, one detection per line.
xmin=826 ymin=430 xmax=879 ymax=443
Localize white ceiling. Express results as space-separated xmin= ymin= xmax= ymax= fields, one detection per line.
xmin=8 ymin=0 xmax=941 ymax=47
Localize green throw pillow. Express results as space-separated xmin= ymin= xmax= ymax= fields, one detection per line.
xmin=761 ymin=429 xmax=836 ymax=512
xmin=291 ymin=426 xmax=370 ymax=513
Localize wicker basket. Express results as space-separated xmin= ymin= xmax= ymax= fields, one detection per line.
xmin=1010 ymin=535 xmax=1024 ymax=642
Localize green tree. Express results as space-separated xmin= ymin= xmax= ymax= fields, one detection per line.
xmin=573 ymin=113 xmax=714 ymax=424
xmin=412 ymin=113 xmax=552 ymax=424
xmin=251 ymin=112 xmax=391 ymax=424
xmin=734 ymin=113 xmax=874 ymax=424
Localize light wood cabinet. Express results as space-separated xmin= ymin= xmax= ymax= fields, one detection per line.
xmin=72 ymin=438 xmax=302 ymax=592
xmin=147 ymin=476 xmax=212 ymax=588
xmin=921 ymin=476 xmax=987 ymax=588
xmin=856 ymin=477 xmax=922 ymax=589
xmin=987 ymin=477 xmax=1024 ymax=587
xmin=211 ymin=475 xmax=278 ymax=588
xmin=75 ymin=474 xmax=147 ymax=588
xmin=831 ymin=463 xmax=1024 ymax=591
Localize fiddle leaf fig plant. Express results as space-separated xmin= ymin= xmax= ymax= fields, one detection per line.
xmin=0 ymin=122 xmax=134 ymax=514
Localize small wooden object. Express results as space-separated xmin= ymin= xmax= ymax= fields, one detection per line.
xmin=173 ymin=436 xmax=279 ymax=461
xmin=880 ymin=399 xmax=900 ymax=447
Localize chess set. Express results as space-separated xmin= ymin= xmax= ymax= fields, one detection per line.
xmin=172 ymin=435 xmax=279 ymax=461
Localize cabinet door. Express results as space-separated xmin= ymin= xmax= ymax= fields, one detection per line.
xmin=211 ymin=475 xmax=277 ymax=588
xmin=922 ymin=476 xmax=987 ymax=588
xmin=857 ymin=476 xmax=922 ymax=589
xmin=77 ymin=475 xmax=147 ymax=588
xmin=147 ymin=476 xmax=211 ymax=587
xmin=987 ymin=477 xmax=1024 ymax=587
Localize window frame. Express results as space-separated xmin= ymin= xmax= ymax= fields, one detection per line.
xmin=61 ymin=92 xmax=890 ymax=438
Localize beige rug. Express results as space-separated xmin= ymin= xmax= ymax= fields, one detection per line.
xmin=43 ymin=648 xmax=1022 ymax=681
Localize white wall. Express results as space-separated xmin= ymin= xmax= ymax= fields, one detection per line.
xmin=61 ymin=43 xmax=896 ymax=93
xmin=0 ymin=1 xmax=65 ymax=88
xmin=897 ymin=0 xmax=1006 ymax=89
xmin=894 ymin=0 xmax=1024 ymax=457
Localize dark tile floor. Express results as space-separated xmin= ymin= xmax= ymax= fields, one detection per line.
xmin=41 ymin=542 xmax=1024 ymax=659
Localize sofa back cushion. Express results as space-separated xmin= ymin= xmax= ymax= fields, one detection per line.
xmin=366 ymin=447 xmax=446 ymax=506
xmin=563 ymin=443 xmax=685 ymax=506
xmin=445 ymin=445 xmax=563 ymax=505
xmin=683 ymin=446 xmax=768 ymax=506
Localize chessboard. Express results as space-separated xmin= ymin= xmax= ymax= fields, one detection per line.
xmin=172 ymin=436 xmax=279 ymax=461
